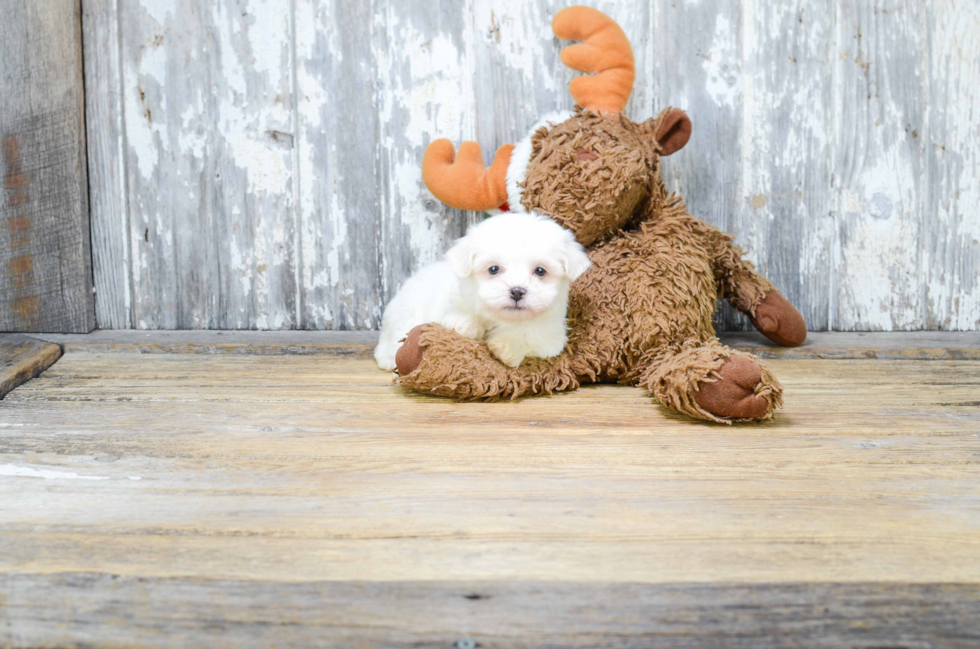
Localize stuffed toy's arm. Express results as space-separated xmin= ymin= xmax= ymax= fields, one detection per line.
xmin=703 ymin=224 xmax=807 ymax=347
xmin=395 ymin=324 xmax=594 ymax=400
xmin=394 ymin=324 xmax=584 ymax=400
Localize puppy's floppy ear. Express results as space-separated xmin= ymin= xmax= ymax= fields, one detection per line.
xmin=445 ymin=235 xmax=477 ymax=277
xmin=558 ymin=236 xmax=592 ymax=281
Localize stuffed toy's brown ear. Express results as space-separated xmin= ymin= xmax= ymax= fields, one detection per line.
xmin=655 ymin=108 xmax=692 ymax=156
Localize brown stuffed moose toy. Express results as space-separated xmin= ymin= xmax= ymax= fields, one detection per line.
xmin=394 ymin=5 xmax=807 ymax=423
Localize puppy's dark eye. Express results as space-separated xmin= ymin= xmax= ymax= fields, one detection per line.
xmin=534 ymin=267 xmax=547 ymax=277
xmin=488 ymin=265 xmax=500 ymax=275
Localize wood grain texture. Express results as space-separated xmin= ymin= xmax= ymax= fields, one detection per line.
xmin=1 ymin=0 xmax=94 ymax=333
xmin=3 ymin=576 xmax=978 ymax=648
xmin=82 ymin=0 xmax=131 ymax=329
xmin=1 ymin=353 xmax=979 ymax=643
xmin=295 ymin=0 xmax=384 ymax=330
xmin=82 ymin=1 xmax=980 ymax=331
xmin=116 ymin=0 xmax=298 ymax=329
xmin=834 ymin=0 xmax=924 ymax=331
xmin=922 ymin=0 xmax=980 ymax=330
xmin=32 ymin=329 xmax=381 ymax=355
xmin=0 ymin=334 xmax=62 ymax=399
xmin=2 ymin=355 xmax=978 ymax=582
xmin=832 ymin=1 xmax=980 ymax=331
xmin=26 ymin=329 xmax=980 ymax=358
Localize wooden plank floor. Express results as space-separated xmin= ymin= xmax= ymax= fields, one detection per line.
xmin=2 ymin=349 xmax=979 ymax=646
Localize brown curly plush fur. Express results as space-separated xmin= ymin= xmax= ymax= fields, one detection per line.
xmin=398 ymin=106 xmax=803 ymax=423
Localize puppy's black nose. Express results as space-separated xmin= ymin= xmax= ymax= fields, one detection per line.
xmin=510 ymin=286 xmax=527 ymax=301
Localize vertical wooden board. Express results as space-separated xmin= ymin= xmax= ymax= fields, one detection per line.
xmin=120 ymin=0 xmax=297 ymax=329
xmin=650 ymin=0 xmax=746 ymax=331
xmin=922 ymin=1 xmax=980 ymax=330
xmin=0 ymin=0 xmax=94 ymax=333
xmin=372 ymin=0 xmax=474 ymax=318
xmin=120 ymin=0 xmax=214 ymax=329
xmin=294 ymin=0 xmax=383 ymax=330
xmin=210 ymin=0 xmax=298 ymax=330
xmin=83 ymin=0 xmax=132 ymax=329
xmin=736 ymin=0 xmax=835 ymax=332
xmin=832 ymin=1 xmax=928 ymax=330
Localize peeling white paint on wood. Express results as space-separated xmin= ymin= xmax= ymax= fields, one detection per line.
xmin=834 ymin=0 xmax=926 ymax=331
xmin=922 ymin=0 xmax=980 ymax=330
xmin=0 ymin=464 xmax=110 ymax=481
xmin=85 ymin=0 xmax=980 ymax=331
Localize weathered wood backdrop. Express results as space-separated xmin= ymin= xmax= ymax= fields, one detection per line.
xmin=1 ymin=0 xmax=93 ymax=333
xmin=82 ymin=0 xmax=980 ymax=331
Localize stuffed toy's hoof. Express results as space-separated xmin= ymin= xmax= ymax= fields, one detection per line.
xmin=395 ymin=325 xmax=427 ymax=375
xmin=695 ymin=355 xmax=771 ymax=419
xmin=750 ymin=292 xmax=807 ymax=347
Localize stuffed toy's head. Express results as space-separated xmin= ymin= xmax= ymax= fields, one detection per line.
xmin=422 ymin=6 xmax=693 ymax=246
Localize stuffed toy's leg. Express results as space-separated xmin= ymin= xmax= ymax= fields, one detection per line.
xmin=712 ymin=237 xmax=807 ymax=347
xmin=744 ymin=290 xmax=807 ymax=347
xmin=639 ymin=339 xmax=783 ymax=423
xmin=394 ymin=324 xmax=582 ymax=400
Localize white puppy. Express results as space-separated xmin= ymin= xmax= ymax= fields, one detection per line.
xmin=375 ymin=212 xmax=591 ymax=371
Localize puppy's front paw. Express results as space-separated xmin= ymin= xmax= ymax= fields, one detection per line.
xmin=454 ymin=319 xmax=483 ymax=339
xmin=489 ymin=341 xmax=524 ymax=368
xmin=442 ymin=314 xmax=484 ymax=340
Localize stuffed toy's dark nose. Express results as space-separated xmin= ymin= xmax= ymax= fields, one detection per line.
xmin=510 ymin=287 xmax=527 ymax=301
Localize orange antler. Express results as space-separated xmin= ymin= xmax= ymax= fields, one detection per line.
xmin=422 ymin=139 xmax=514 ymax=211
xmin=552 ymin=6 xmax=635 ymax=114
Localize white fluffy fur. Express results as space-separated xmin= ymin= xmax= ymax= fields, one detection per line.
xmin=375 ymin=212 xmax=591 ymax=371
xmin=504 ymin=110 xmax=574 ymax=212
